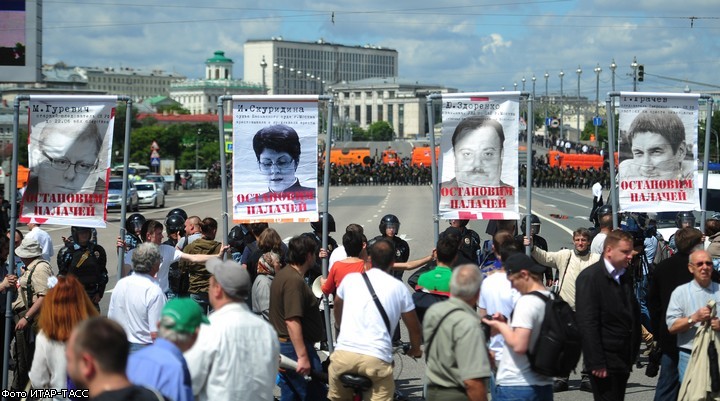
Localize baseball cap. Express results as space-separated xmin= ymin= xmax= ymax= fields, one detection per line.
xmin=206 ymin=258 xmax=250 ymax=299
xmin=160 ymin=298 xmax=209 ymax=334
xmin=504 ymin=253 xmax=546 ymax=275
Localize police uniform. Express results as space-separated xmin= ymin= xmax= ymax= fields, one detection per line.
xmin=368 ymin=235 xmax=410 ymax=280
xmin=57 ymin=242 xmax=109 ymax=307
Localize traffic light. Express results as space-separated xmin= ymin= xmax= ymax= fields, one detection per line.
xmin=638 ymin=65 xmax=645 ymax=82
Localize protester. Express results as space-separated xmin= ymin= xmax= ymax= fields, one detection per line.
xmin=24 ymin=222 xmax=53 ymax=262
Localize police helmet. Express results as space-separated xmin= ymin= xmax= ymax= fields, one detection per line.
xmin=379 ymin=214 xmax=401 ymax=235
xmin=310 ymin=212 xmax=336 ymax=233
xmin=450 ymin=219 xmax=470 ymax=227
xmin=521 ymin=214 xmax=542 ymax=235
xmin=596 ymin=204 xmax=613 ymax=218
xmin=125 ymin=213 xmax=146 ymax=234
xmin=166 ymin=208 xmax=188 ymax=221
xmin=165 ymin=214 xmax=185 ymax=236
xmin=71 ymin=226 xmax=93 ymax=243
xmin=676 ymin=211 xmax=696 ymax=229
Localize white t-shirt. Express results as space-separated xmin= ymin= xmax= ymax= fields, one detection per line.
xmin=591 ymin=232 xmax=607 ymax=255
xmin=25 ymin=226 xmax=54 ymax=262
xmin=495 ymin=291 xmax=554 ymax=387
xmin=478 ymin=272 xmax=520 ymax=363
xmin=328 ymin=245 xmax=347 ymax=271
xmin=592 ymin=182 xmax=602 ymax=200
xmin=124 ymin=244 xmax=182 ymax=293
xmin=108 ymin=272 xmax=166 ymax=345
xmin=335 ymin=268 xmax=415 ymax=363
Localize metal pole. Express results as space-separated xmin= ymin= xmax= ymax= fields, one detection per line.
xmin=3 ymin=95 xmax=27 ymax=394
xmin=544 ymin=72 xmax=549 ymax=139
xmin=576 ymin=66 xmax=582 ymax=142
xmin=525 ymin=94 xmax=534 ymax=256
xmin=427 ymin=94 xmax=440 ymax=244
xmin=217 ymin=97 xmax=229 ymax=251
xmin=560 ymin=70 xmax=565 ymax=140
xmin=631 ymin=57 xmax=638 ymax=92
xmin=701 ymin=96 xmax=714 ymax=231
xmin=594 ymin=64 xmax=602 ymax=143
xmin=606 ymin=95 xmax=619 ymax=229
xmin=610 ymin=59 xmax=617 ymax=92
xmin=117 ymin=98 xmax=133 ymax=280
xmin=195 ymin=128 xmax=200 ymax=173
xmin=260 ymin=56 xmax=267 ymax=95
xmin=320 ymin=95 xmax=335 ymax=353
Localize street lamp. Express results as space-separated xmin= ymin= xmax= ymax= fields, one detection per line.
xmin=260 ymin=56 xmax=267 ymax=94
xmin=513 ymin=82 xmax=518 ymax=91
xmin=576 ymin=65 xmax=582 ymax=142
xmin=609 ymin=59 xmax=617 ymax=92
xmin=544 ymin=72 xmax=549 ymax=138
xmin=195 ymin=128 xmax=200 ymax=173
xmin=594 ymin=63 xmax=602 ymax=143
xmin=631 ymin=57 xmax=638 ymax=92
xmin=559 ymin=70 xmax=565 ymax=140
xmin=522 ymin=77 xmax=526 ymax=91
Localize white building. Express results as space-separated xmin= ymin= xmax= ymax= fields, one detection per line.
xmin=170 ymin=51 xmax=263 ymax=115
xmin=84 ymin=66 xmax=185 ymax=101
xmin=330 ymin=78 xmax=455 ymax=139
xmin=244 ymin=38 xmax=399 ymax=95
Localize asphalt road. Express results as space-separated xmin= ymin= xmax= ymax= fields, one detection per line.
xmin=24 ymin=184 xmax=660 ymax=400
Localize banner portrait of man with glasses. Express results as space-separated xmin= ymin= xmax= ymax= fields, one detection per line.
xmin=232 ymin=97 xmax=318 ymax=223
xmin=20 ymin=96 xmax=115 ymax=227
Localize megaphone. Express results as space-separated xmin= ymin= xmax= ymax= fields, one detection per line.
xmin=311 ymin=276 xmax=323 ymax=298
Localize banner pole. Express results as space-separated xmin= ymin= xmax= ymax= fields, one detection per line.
xmin=606 ymin=95 xmax=619 ymax=230
xmin=700 ymin=95 xmax=714 ymax=232
xmin=218 ymin=97 xmax=230 ymax=249
xmin=117 ymin=98 xmax=132 ymax=280
xmin=2 ymin=95 xmax=28 ymax=396
xmin=427 ymin=94 xmax=440 ymax=244
xmin=319 ymin=95 xmax=334 ymax=353
xmin=525 ymin=93 xmax=533 ymax=256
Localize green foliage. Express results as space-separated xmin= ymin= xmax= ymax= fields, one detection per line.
xmin=156 ymin=104 xmax=190 ymax=115
xmin=351 ymin=125 xmax=368 ymax=141
xmin=366 ymin=121 xmax=394 ymax=141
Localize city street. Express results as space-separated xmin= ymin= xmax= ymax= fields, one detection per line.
xmin=26 ymin=184 xmax=660 ymax=400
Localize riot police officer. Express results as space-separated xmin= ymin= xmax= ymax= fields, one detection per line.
xmin=517 ymin=214 xmax=548 ymax=251
xmin=57 ymin=226 xmax=108 ymax=311
xmin=303 ymin=212 xmax=338 ymax=284
xmin=448 ymin=219 xmax=481 ymax=265
xmin=124 ymin=213 xmax=145 ymax=250
xmin=164 ymin=212 xmax=186 ymax=298
xmin=369 ymin=214 xmax=410 ymax=280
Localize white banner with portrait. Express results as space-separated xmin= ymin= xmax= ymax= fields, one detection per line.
xmin=20 ymin=96 xmax=115 ymax=227
xmin=618 ymin=92 xmax=700 ymax=213
xmin=439 ymin=92 xmax=520 ymax=220
xmin=232 ymin=95 xmax=318 ymax=223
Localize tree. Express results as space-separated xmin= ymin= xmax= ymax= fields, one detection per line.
xmin=367 ymin=121 xmax=394 ymax=141
xmin=351 ymin=125 xmax=368 ymax=141
xmin=156 ymin=104 xmax=190 ymax=115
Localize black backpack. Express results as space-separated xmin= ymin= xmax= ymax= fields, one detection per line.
xmin=526 ymin=291 xmax=582 ymax=378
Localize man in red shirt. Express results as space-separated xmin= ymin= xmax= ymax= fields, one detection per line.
xmin=321 ymin=230 xmax=366 ymax=296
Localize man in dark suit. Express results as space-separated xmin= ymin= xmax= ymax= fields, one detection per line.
xmin=576 ymin=229 xmax=641 ymax=401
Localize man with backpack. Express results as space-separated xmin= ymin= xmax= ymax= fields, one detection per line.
xmin=481 ymin=253 xmax=555 ymax=401
xmin=576 ymin=230 xmax=641 ymax=401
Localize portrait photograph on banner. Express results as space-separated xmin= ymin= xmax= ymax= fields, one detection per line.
xmin=617 ymin=92 xmax=700 ymax=212
xmin=231 ymin=96 xmax=318 ymax=223
xmin=438 ymin=92 xmax=520 ymax=220
xmin=20 ymin=96 xmax=115 ymax=227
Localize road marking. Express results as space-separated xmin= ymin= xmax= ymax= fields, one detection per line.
xmin=519 ymin=205 xmax=573 ymax=236
xmin=531 ymin=192 xmax=589 ymax=208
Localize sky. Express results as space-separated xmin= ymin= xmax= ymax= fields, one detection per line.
xmin=39 ymin=0 xmax=720 ymax=97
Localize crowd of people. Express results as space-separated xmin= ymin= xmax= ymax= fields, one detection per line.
xmin=8 ymin=193 xmax=720 ymax=401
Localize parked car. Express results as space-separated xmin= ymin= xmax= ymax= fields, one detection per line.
xmin=107 ymin=178 xmax=139 ymax=211
xmin=134 ymin=181 xmax=165 ymax=208
xmin=145 ymin=174 xmax=168 ymax=195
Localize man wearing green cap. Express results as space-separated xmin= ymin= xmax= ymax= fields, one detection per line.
xmin=127 ymin=297 xmax=208 ymax=401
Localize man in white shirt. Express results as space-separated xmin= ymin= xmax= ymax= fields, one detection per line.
xmin=108 ymin=242 xmax=167 ymax=352
xmin=591 ymin=214 xmax=613 ymax=255
xmin=328 ymin=238 xmax=423 ymax=401
xmin=184 ymin=258 xmax=279 ymax=401
xmin=24 ymin=222 xmax=53 ymax=262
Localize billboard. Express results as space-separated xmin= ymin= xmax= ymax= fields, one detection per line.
xmin=0 ymin=0 xmax=41 ymax=83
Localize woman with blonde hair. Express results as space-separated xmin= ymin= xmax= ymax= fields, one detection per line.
xmin=29 ymin=275 xmax=98 ymax=397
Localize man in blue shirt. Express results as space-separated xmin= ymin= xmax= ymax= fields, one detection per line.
xmin=127 ymin=297 xmax=209 ymax=401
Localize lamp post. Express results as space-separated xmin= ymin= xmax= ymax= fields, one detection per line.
xmin=513 ymin=82 xmax=518 ymax=91
xmin=260 ymin=56 xmax=267 ymax=94
xmin=297 ymin=70 xmax=303 ymax=94
xmin=195 ymin=128 xmax=200 ymax=173
xmin=544 ymin=72 xmax=549 ymax=138
xmin=576 ymin=65 xmax=582 ymax=142
xmin=594 ymin=63 xmax=602 ymax=144
xmin=631 ymin=57 xmax=638 ymax=92
xmin=289 ymin=67 xmax=295 ymax=93
xmin=609 ymin=59 xmax=617 ymax=92
xmin=559 ymin=70 xmax=565 ymax=140
xmin=522 ymin=77 xmax=526 ymax=91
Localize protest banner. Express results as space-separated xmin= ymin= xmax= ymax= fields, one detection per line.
xmin=20 ymin=96 xmax=115 ymax=227
xmin=439 ymin=92 xmax=520 ymax=220
xmin=232 ymin=96 xmax=318 ymax=223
